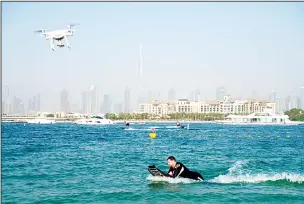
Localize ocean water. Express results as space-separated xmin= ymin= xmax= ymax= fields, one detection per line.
xmin=2 ymin=122 xmax=304 ymax=203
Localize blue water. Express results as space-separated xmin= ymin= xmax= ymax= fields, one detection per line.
xmin=2 ymin=123 xmax=304 ymax=203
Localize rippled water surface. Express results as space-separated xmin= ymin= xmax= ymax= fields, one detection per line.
xmin=2 ymin=123 xmax=304 ymax=203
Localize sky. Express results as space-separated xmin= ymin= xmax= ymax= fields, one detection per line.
xmin=2 ymin=2 xmax=304 ymax=111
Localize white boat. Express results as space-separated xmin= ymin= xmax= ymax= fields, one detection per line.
xmin=27 ymin=118 xmax=56 ymax=124
xmin=216 ymin=112 xmax=303 ymax=126
xmin=74 ymin=115 xmax=114 ymax=125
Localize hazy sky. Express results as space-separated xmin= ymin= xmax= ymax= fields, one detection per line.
xmin=3 ymin=2 xmax=304 ymax=111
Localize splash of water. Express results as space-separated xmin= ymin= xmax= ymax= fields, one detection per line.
xmin=209 ymin=160 xmax=304 ymax=184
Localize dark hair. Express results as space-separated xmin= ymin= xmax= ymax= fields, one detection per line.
xmin=167 ymin=156 xmax=176 ymax=161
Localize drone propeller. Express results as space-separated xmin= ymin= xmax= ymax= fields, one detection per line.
xmin=68 ymin=23 xmax=79 ymax=29
xmin=34 ymin=29 xmax=44 ymax=33
xmin=34 ymin=29 xmax=47 ymax=36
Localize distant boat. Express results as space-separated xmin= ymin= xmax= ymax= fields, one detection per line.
xmin=27 ymin=118 xmax=56 ymax=124
xmin=216 ymin=112 xmax=303 ymax=125
xmin=74 ymin=115 xmax=114 ymax=125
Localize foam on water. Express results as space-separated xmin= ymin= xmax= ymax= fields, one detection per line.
xmin=210 ymin=173 xmax=304 ymax=184
xmin=209 ymin=160 xmax=304 ymax=184
xmin=124 ymin=128 xmax=151 ymax=131
xmin=146 ymin=175 xmax=199 ymax=184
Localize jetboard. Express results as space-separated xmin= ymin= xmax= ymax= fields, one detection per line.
xmin=148 ymin=165 xmax=169 ymax=177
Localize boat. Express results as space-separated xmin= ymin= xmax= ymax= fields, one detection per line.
xmin=216 ymin=112 xmax=303 ymax=125
xmin=74 ymin=115 xmax=114 ymax=125
xmin=27 ymin=118 xmax=56 ymax=124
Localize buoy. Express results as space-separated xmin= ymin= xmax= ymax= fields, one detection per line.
xmin=149 ymin=128 xmax=156 ymax=139
xmin=149 ymin=132 xmax=157 ymax=139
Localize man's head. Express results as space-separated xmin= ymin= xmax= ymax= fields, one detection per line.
xmin=167 ymin=156 xmax=177 ymax=168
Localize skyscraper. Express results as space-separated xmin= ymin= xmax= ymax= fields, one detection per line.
xmin=60 ymin=89 xmax=70 ymax=112
xmin=137 ymin=44 xmax=146 ymax=105
xmin=168 ymin=89 xmax=176 ymax=102
xmin=216 ymin=86 xmax=226 ymax=100
xmin=12 ymin=96 xmax=24 ymax=115
xmin=289 ymin=93 xmax=299 ymax=109
xmin=285 ymin=96 xmax=290 ymax=111
xmin=81 ymin=91 xmax=89 ymax=114
xmin=102 ymin=94 xmax=111 ymax=113
xmin=194 ymin=89 xmax=201 ymax=101
xmin=36 ymin=93 xmax=41 ymax=112
xmin=27 ymin=93 xmax=40 ymax=113
xmin=275 ymin=97 xmax=281 ymax=114
xmin=32 ymin=95 xmax=36 ymax=112
xmin=2 ymin=85 xmax=10 ymax=114
xmin=89 ymin=85 xmax=98 ymax=114
xmin=124 ymin=87 xmax=131 ymax=113
xmin=271 ymin=90 xmax=276 ymax=102
xmin=300 ymin=86 xmax=304 ymax=109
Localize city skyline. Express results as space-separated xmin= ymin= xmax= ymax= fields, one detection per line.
xmin=2 ymin=3 xmax=304 ymax=111
xmin=2 ymin=84 xmax=304 ymax=115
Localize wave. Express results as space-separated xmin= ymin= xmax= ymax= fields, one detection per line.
xmin=146 ymin=175 xmax=199 ymax=184
xmin=210 ymin=173 xmax=304 ymax=184
xmin=209 ymin=160 xmax=304 ymax=184
xmin=124 ymin=128 xmax=151 ymax=131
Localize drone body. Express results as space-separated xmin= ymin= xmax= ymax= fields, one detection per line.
xmin=35 ymin=24 xmax=78 ymax=51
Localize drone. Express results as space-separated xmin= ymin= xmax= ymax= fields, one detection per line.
xmin=35 ymin=24 xmax=78 ymax=51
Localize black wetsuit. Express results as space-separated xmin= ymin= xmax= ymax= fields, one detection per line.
xmin=168 ymin=162 xmax=204 ymax=180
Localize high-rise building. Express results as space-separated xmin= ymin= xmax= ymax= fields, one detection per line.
xmin=216 ymin=86 xmax=226 ymax=100
xmin=289 ymin=93 xmax=299 ymax=109
xmin=28 ymin=99 xmax=32 ymax=112
xmin=300 ymin=86 xmax=304 ymax=109
xmin=36 ymin=93 xmax=40 ymax=112
xmin=285 ymin=96 xmax=290 ymax=111
xmin=32 ymin=96 xmax=36 ymax=111
xmin=102 ymin=94 xmax=111 ymax=113
xmin=124 ymin=87 xmax=131 ymax=113
xmin=89 ymin=85 xmax=98 ymax=115
xmin=60 ymin=89 xmax=70 ymax=112
xmin=2 ymin=85 xmax=10 ymax=114
xmin=271 ymin=90 xmax=276 ymax=102
xmin=275 ymin=97 xmax=281 ymax=113
xmin=81 ymin=91 xmax=89 ymax=114
xmin=194 ymin=89 xmax=201 ymax=101
xmin=27 ymin=93 xmax=40 ymax=113
xmin=12 ymin=96 xmax=24 ymax=115
xmin=168 ymin=89 xmax=176 ymax=102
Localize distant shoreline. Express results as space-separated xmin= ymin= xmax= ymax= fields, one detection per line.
xmin=1 ymin=118 xmax=216 ymax=123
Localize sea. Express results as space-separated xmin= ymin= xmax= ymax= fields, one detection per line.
xmin=2 ymin=122 xmax=304 ymax=203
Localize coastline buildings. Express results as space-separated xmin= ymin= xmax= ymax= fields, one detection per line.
xmin=138 ymin=95 xmax=276 ymax=115
xmin=138 ymin=100 xmax=176 ymax=115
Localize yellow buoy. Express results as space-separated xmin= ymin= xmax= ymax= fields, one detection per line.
xmin=149 ymin=132 xmax=157 ymax=139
